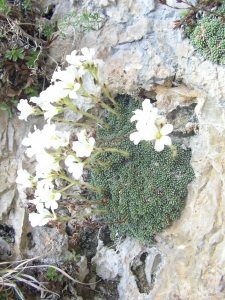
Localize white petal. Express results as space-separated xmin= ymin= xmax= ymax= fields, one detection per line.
xmin=72 ymin=163 xmax=84 ymax=180
xmin=160 ymin=135 xmax=172 ymax=146
xmin=88 ymin=137 xmax=95 ymax=147
xmin=155 ymin=139 xmax=165 ymax=152
xmin=50 ymin=200 xmax=59 ymax=211
xmin=160 ymin=124 xmax=173 ymax=135
xmin=130 ymin=132 xmax=142 ymax=145
xmin=142 ymin=99 xmax=153 ymax=112
xmin=145 ymin=124 xmax=158 ymax=140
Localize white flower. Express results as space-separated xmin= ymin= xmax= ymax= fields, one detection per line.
xmin=22 ymin=127 xmax=44 ymax=157
xmin=130 ymin=116 xmax=173 ymax=151
xmin=36 ymin=178 xmax=54 ymax=190
xmin=66 ymin=48 xmax=103 ymax=69
xmin=65 ymin=155 xmax=84 ymax=180
xmin=42 ymin=102 xmax=63 ymax=121
xmin=81 ymin=47 xmax=96 ymax=64
xmin=148 ymin=124 xmax=173 ymax=152
xmin=40 ymin=83 xmax=68 ymax=104
xmin=29 ymin=203 xmax=55 ymax=227
xmin=66 ymin=65 xmax=87 ymax=81
xmin=16 ymin=168 xmax=37 ymax=190
xmin=41 ymin=123 xmax=70 ymax=149
xmin=50 ymin=69 xmax=80 ymax=99
xmin=72 ymin=130 xmax=95 ymax=157
xmin=35 ymin=186 xmax=61 ymax=211
xmin=29 ymin=96 xmax=43 ymax=109
xmin=17 ymin=99 xmax=36 ymax=121
xmin=35 ymin=159 xmax=61 ymax=180
xmin=129 ymin=122 xmax=150 ymax=145
xmin=130 ymin=99 xmax=158 ymax=126
xmin=66 ymin=50 xmax=84 ymax=67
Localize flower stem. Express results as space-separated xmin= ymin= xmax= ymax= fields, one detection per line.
xmin=63 ymin=96 xmax=109 ymax=129
xmin=168 ymin=144 xmax=177 ymax=158
xmin=58 ymin=182 xmax=76 ymax=193
xmin=61 ymin=193 xmax=106 ymax=205
xmin=52 ymin=116 xmax=92 ymax=128
xmin=59 ymin=172 xmax=102 ymax=193
xmin=75 ymin=209 xmax=107 ymax=219
xmin=94 ymin=147 xmax=130 ymax=157
xmin=79 ymin=84 xmax=121 ymax=119
xmin=88 ymin=69 xmax=121 ymax=110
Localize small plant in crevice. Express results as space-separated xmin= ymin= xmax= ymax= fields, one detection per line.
xmin=90 ymin=94 xmax=194 ymax=243
xmin=58 ymin=11 xmax=104 ymax=37
xmin=160 ymin=0 xmax=225 ymax=64
xmin=46 ymin=267 xmax=63 ymax=282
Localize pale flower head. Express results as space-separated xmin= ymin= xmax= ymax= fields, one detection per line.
xmin=40 ymin=83 xmax=68 ymax=104
xmin=29 ymin=96 xmax=43 ymax=109
xmin=72 ymin=130 xmax=95 ymax=157
xmin=22 ymin=127 xmax=44 ymax=157
xmin=41 ymin=123 xmax=70 ymax=149
xmin=66 ymin=50 xmax=84 ymax=67
xmin=17 ymin=99 xmax=36 ymax=121
xmin=29 ymin=203 xmax=55 ymax=227
xmin=81 ymin=47 xmax=95 ymax=64
xmin=129 ymin=122 xmax=149 ymax=145
xmin=35 ymin=186 xmax=61 ymax=211
xmin=148 ymin=123 xmax=173 ymax=152
xmin=42 ymin=102 xmax=63 ymax=121
xmin=130 ymin=99 xmax=158 ymax=126
xmin=65 ymin=155 xmax=84 ymax=180
xmin=16 ymin=168 xmax=37 ymax=190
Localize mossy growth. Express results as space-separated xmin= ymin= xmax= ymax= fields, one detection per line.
xmin=186 ymin=1 xmax=225 ymax=64
xmin=90 ymin=94 xmax=194 ymax=243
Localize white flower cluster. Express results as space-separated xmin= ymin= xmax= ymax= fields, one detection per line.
xmin=17 ymin=47 xmax=101 ymax=122
xmin=16 ymin=125 xmax=95 ymax=227
xmin=130 ymin=99 xmax=174 ymax=152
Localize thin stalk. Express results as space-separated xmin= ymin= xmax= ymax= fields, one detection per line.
xmin=94 ymin=146 xmax=130 ymax=157
xmin=79 ymin=84 xmax=121 ymax=119
xmin=88 ymin=68 xmax=121 ymax=109
xmin=63 ymin=97 xmax=109 ymax=128
xmin=75 ymin=209 xmax=107 ymax=219
xmin=59 ymin=172 xmax=101 ymax=193
xmin=52 ymin=116 xmax=92 ymax=128
xmin=58 ymin=182 xmax=77 ymax=193
xmin=84 ymin=150 xmax=101 ymax=164
xmin=61 ymin=193 xmax=106 ymax=204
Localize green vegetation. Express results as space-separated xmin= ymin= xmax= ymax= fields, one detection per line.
xmin=0 ymin=0 xmax=10 ymax=14
xmin=58 ymin=11 xmax=103 ymax=37
xmin=90 ymin=95 xmax=194 ymax=243
xmin=5 ymin=48 xmax=24 ymax=61
xmin=46 ymin=267 xmax=63 ymax=282
xmin=186 ymin=1 xmax=225 ymax=64
xmin=65 ymin=250 xmax=81 ymax=262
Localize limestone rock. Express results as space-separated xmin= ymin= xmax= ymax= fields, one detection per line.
xmin=26 ymin=227 xmax=71 ymax=263
xmin=0 ymin=189 xmax=15 ymax=220
xmin=1 ymin=1 xmax=225 ymax=299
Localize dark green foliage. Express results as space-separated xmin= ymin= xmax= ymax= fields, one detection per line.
xmin=186 ymin=1 xmax=225 ymax=64
xmin=90 ymin=95 xmax=194 ymax=243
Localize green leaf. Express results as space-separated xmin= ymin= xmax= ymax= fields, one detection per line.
xmin=0 ymin=102 xmax=12 ymax=118
xmin=180 ymin=9 xmax=189 ymax=16
xmin=18 ymin=53 xmax=24 ymax=59
xmin=0 ymin=102 xmax=9 ymax=110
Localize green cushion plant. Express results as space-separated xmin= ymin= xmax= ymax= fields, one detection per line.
xmin=186 ymin=1 xmax=225 ymax=64
xmin=90 ymin=94 xmax=195 ymax=243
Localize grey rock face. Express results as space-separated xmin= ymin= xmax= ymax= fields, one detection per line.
xmin=1 ymin=0 xmax=225 ymax=299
